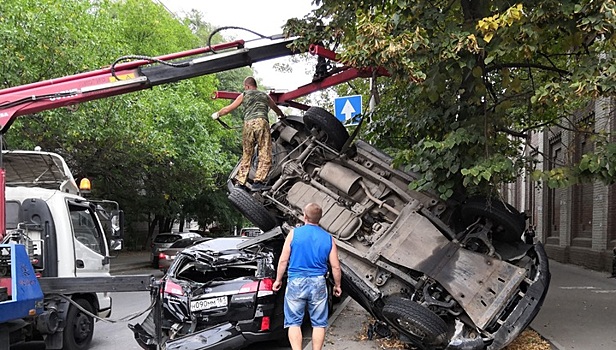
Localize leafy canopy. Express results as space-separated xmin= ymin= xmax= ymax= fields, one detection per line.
xmin=286 ymin=0 xmax=616 ymax=198
xmin=0 ymin=0 xmax=246 ymax=236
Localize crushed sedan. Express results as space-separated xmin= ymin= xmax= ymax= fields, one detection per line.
xmin=129 ymin=236 xmax=289 ymax=350
xmin=226 ymin=106 xmax=551 ymax=350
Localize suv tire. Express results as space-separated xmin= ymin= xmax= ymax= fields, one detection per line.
xmin=304 ymin=106 xmax=349 ymax=151
xmin=381 ymin=295 xmax=449 ymax=348
xmin=459 ymin=197 xmax=526 ymax=243
xmin=228 ymin=187 xmax=277 ymax=231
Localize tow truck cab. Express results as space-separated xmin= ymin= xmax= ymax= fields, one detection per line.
xmin=0 ymin=150 xmax=124 ymax=349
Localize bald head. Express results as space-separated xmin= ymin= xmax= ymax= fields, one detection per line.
xmin=243 ymin=76 xmax=257 ymax=89
xmin=303 ymin=203 xmax=322 ymax=224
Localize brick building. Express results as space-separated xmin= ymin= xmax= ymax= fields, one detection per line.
xmin=504 ymin=98 xmax=616 ymax=272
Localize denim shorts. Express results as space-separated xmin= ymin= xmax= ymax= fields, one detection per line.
xmin=284 ymin=275 xmax=328 ymax=328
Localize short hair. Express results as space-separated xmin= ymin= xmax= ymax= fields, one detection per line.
xmin=303 ymin=203 xmax=322 ymax=224
xmin=244 ymin=76 xmax=257 ymax=88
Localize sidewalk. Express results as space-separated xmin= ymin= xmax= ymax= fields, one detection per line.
xmin=529 ymin=260 xmax=616 ymax=350
xmin=108 ymin=251 xmax=616 ymax=349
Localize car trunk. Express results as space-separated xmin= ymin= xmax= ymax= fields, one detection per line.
xmin=166 ymin=255 xmax=274 ymax=332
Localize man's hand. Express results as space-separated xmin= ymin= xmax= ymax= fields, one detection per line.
xmin=272 ymin=279 xmax=283 ymax=292
xmin=211 ymin=112 xmax=220 ymax=120
xmin=333 ymin=285 xmax=342 ymax=297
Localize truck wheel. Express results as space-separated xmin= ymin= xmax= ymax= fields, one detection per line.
xmin=63 ymin=298 xmax=94 ymax=350
xmin=459 ymin=197 xmax=525 ymax=243
xmin=228 ymin=187 xmax=277 ymax=231
xmin=304 ymin=106 xmax=349 ymax=152
xmin=381 ymin=295 xmax=448 ymax=349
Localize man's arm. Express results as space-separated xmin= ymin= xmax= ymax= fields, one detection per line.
xmin=329 ymin=237 xmax=342 ymax=297
xmin=212 ymin=94 xmax=243 ymax=119
xmin=273 ymin=230 xmax=294 ymax=291
xmin=267 ymin=96 xmax=285 ymax=118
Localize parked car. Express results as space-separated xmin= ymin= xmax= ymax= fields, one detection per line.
xmin=157 ymin=236 xmax=211 ymax=272
xmin=130 ymin=235 xmax=298 ymax=350
xmin=225 ymin=106 xmax=551 ymax=350
xmin=150 ymin=232 xmax=202 ymax=268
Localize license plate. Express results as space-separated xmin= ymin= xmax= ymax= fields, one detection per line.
xmin=190 ymin=296 xmax=227 ymax=311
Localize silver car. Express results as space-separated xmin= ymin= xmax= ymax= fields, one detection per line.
xmin=157 ymin=236 xmax=210 ymax=272
xmin=150 ymin=232 xmax=202 ymax=268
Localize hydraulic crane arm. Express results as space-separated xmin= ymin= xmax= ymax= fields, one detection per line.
xmin=0 ymin=37 xmax=297 ymax=133
xmin=213 ymin=44 xmax=389 ymax=109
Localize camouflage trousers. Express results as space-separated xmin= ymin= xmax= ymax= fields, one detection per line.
xmin=235 ymin=118 xmax=272 ymax=184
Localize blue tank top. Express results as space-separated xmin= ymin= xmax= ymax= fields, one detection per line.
xmin=288 ymin=224 xmax=333 ymax=279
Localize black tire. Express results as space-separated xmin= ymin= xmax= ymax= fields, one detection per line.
xmin=63 ymin=298 xmax=94 ymax=350
xmin=228 ymin=187 xmax=277 ymax=231
xmin=459 ymin=197 xmax=525 ymax=243
xmin=381 ymin=295 xmax=449 ymax=349
xmin=303 ymin=106 xmax=349 ymax=151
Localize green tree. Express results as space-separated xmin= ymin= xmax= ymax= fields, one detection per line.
xmin=0 ymin=0 xmax=246 ymax=246
xmin=286 ymin=0 xmax=616 ymax=199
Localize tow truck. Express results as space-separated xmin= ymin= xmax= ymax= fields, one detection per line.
xmin=0 ymin=33 xmax=386 ymax=349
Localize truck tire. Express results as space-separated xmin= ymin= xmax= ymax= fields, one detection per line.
xmin=304 ymin=106 xmax=349 ymax=152
xmin=228 ymin=187 xmax=277 ymax=231
xmin=459 ymin=197 xmax=526 ymax=243
xmin=63 ymin=298 xmax=94 ymax=350
xmin=381 ymin=295 xmax=449 ymax=349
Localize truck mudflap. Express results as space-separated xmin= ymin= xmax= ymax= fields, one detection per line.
xmin=485 ymin=242 xmax=551 ymax=350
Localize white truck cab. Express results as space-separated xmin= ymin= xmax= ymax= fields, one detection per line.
xmin=0 ymin=150 xmax=129 ymax=349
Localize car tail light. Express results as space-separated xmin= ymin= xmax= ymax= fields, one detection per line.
xmin=158 ymin=252 xmax=167 ymax=259
xmin=239 ymin=278 xmax=274 ymax=296
xmin=260 ymin=316 xmax=270 ymax=331
xmin=164 ymin=280 xmax=184 ymax=296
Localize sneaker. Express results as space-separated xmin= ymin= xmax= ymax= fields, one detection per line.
xmin=250 ymin=181 xmax=271 ymax=192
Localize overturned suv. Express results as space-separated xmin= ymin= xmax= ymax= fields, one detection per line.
xmin=227 ymin=107 xmax=551 ymax=350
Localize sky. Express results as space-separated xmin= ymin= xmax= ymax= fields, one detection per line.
xmin=156 ymin=0 xmax=318 ymax=91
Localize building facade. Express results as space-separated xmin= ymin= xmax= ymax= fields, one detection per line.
xmin=506 ymin=98 xmax=616 ymax=272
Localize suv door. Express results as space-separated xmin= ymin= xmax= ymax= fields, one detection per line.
xmin=69 ymin=201 xmax=109 ymax=274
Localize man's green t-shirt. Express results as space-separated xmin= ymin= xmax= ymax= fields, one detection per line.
xmin=242 ymin=90 xmax=270 ymax=122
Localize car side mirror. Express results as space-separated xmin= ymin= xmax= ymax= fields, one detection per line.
xmin=111 ymin=210 xmax=125 ymax=238
xmin=109 ymin=238 xmax=123 ymax=251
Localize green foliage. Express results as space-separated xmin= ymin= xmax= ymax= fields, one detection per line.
xmin=1 ymin=0 xmax=245 ymax=238
xmin=286 ymin=0 xmax=616 ymax=198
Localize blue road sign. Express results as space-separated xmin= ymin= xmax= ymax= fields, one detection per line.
xmin=334 ymin=95 xmax=362 ymax=122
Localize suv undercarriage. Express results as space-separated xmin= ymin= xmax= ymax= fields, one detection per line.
xmin=227 ymin=107 xmax=550 ymax=350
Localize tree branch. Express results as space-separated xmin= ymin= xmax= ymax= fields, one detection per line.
xmin=486 ymin=62 xmax=570 ymax=76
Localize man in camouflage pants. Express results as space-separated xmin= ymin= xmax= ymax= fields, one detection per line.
xmin=212 ymin=77 xmax=285 ymax=191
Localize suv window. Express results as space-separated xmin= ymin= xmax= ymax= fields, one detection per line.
xmin=240 ymin=227 xmax=262 ymax=237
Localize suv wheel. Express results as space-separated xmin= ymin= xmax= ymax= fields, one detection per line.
xmin=381 ymin=295 xmax=449 ymax=349
xmin=228 ymin=187 xmax=277 ymax=231
xmin=459 ymin=197 xmax=526 ymax=243
xmin=304 ymin=106 xmax=349 ymax=151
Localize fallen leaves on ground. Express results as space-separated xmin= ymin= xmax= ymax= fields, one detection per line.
xmin=504 ymin=329 xmax=552 ymax=350
xmin=356 ymin=319 xmax=552 ymax=350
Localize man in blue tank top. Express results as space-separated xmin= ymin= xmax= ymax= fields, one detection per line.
xmin=212 ymin=76 xmax=285 ymax=191
xmin=273 ymin=203 xmax=342 ymax=350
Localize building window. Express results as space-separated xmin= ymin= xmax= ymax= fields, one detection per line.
xmin=547 ymin=136 xmax=563 ymax=242
xmin=572 ymin=116 xmax=594 ymax=247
